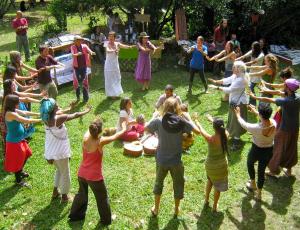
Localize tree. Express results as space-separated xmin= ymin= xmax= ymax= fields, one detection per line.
xmin=0 ymin=0 xmax=13 ymax=19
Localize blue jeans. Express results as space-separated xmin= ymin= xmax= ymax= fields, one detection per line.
xmin=16 ymin=34 xmax=30 ymax=60
xmin=75 ymin=67 xmax=89 ymax=102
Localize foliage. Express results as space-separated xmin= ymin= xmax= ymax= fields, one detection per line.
xmin=0 ymin=0 xmax=13 ymax=19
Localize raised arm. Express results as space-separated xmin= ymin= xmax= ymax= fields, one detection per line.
xmin=194 ymin=120 xmax=212 ymax=142
xmin=119 ymin=43 xmax=135 ymax=49
xmin=99 ymin=121 xmax=126 ymax=147
xmin=19 ymin=96 xmax=40 ymax=103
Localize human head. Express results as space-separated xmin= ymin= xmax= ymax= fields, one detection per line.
xmin=232 ymin=60 xmax=247 ymax=76
xmin=264 ymin=54 xmax=278 ymax=76
xmin=213 ymin=118 xmax=228 ymax=154
xmin=284 ymin=78 xmax=299 ymax=95
xmin=74 ymin=35 xmax=83 ymax=46
xmin=258 ymin=102 xmax=273 ymax=120
xmin=225 ymin=41 xmax=234 ymax=53
xmin=3 ymin=65 xmax=17 ymax=81
xmin=40 ymin=98 xmax=57 ymax=122
xmin=108 ymin=31 xmax=116 ymax=42
xmin=279 ymin=67 xmax=293 ymax=81
xmin=39 ymin=44 xmax=49 ymax=57
xmin=4 ymin=94 xmax=20 ymax=114
xmin=139 ymin=32 xmax=149 ymax=44
xmin=3 ymin=79 xmax=16 ymax=100
xmin=251 ymin=41 xmax=261 ymax=58
xmin=162 ymin=97 xmax=181 ymax=116
xmin=9 ymin=51 xmax=22 ymax=66
xmin=165 ymin=84 xmax=174 ymax=98
xmin=197 ymin=36 xmax=204 ymax=45
xmin=231 ymin=33 xmax=237 ymax=40
xmin=120 ymin=97 xmax=132 ymax=111
xmin=220 ymin=19 xmax=228 ymax=28
xmin=16 ymin=11 xmax=22 ymax=19
xmin=89 ymin=118 xmax=103 ymax=139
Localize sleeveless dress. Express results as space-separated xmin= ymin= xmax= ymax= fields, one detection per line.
xmin=205 ymin=142 xmax=228 ymax=191
xmin=135 ymin=42 xmax=153 ymax=83
xmin=44 ymin=121 xmax=71 ymax=160
xmin=4 ymin=119 xmax=32 ymax=172
xmin=104 ymin=42 xmax=123 ymax=97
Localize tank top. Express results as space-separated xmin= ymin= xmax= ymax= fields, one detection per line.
xmin=44 ymin=119 xmax=71 ymax=160
xmin=5 ymin=119 xmax=25 ymax=143
xmin=225 ymin=56 xmax=234 ymax=72
xmin=78 ymin=148 xmax=103 ymax=181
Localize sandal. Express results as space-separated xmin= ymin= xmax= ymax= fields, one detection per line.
xmin=246 ymin=181 xmax=257 ymax=191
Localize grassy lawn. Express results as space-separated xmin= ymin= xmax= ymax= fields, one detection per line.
xmin=1 ymin=4 xmax=300 ymax=230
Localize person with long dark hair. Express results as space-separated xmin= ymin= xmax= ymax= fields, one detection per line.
xmin=3 ymin=94 xmax=41 ymax=186
xmin=235 ymin=103 xmax=276 ymax=200
xmin=40 ymin=99 xmax=91 ymax=202
xmin=194 ymin=115 xmax=228 ymax=212
xmin=69 ymin=118 xmax=126 ymax=225
xmin=236 ymin=41 xmax=264 ymax=105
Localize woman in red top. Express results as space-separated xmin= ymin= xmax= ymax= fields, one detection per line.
xmin=69 ymin=118 xmax=126 ymax=225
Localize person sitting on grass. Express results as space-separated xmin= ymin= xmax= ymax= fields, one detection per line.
xmin=194 ymin=114 xmax=229 ymax=212
xmin=234 ymin=103 xmax=276 ymax=201
xmin=40 ymin=98 xmax=91 ymax=203
xmin=69 ymin=118 xmax=126 ymax=226
xmin=145 ymin=97 xmax=201 ymax=217
xmin=116 ymin=97 xmax=144 ymax=142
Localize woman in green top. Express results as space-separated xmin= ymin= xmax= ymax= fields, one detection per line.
xmin=194 ymin=115 xmax=229 ymax=212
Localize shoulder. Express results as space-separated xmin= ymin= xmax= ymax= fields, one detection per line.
xmin=119 ymin=110 xmax=128 ymax=117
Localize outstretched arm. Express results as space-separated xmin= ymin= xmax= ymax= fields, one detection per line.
xmin=99 ymin=121 xmax=126 ymax=147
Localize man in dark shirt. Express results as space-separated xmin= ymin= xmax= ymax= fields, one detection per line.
xmin=35 ymin=45 xmax=64 ymax=99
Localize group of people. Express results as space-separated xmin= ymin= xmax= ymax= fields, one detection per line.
xmin=1 ymin=13 xmax=299 ymax=227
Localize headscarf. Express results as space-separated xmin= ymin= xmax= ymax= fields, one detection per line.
xmin=40 ymin=98 xmax=56 ymax=122
xmin=285 ymin=78 xmax=299 ymax=92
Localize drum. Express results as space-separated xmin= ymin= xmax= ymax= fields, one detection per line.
xmin=143 ymin=135 xmax=158 ymax=155
xmin=123 ymin=141 xmax=143 ymax=157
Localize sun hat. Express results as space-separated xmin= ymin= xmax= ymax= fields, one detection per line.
xmin=285 ymin=78 xmax=299 ymax=92
xmin=74 ymin=35 xmax=84 ymax=41
xmin=139 ymin=32 xmax=150 ymax=38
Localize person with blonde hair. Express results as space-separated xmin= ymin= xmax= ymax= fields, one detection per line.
xmin=208 ymin=61 xmax=249 ymax=151
xmin=145 ymin=97 xmax=201 ymax=217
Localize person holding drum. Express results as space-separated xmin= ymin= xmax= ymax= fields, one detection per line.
xmin=145 ymin=97 xmax=201 ymax=217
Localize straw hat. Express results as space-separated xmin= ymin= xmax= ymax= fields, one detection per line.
xmin=139 ymin=32 xmax=150 ymax=38
xmin=74 ymin=35 xmax=84 ymax=41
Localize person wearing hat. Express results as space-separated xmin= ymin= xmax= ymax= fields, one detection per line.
xmin=135 ymin=32 xmax=157 ymax=91
xmin=71 ymin=35 xmax=96 ymax=103
xmin=249 ymin=78 xmax=300 ymax=177
xmin=145 ymin=97 xmax=201 ymax=217
xmin=40 ymin=98 xmax=91 ymax=202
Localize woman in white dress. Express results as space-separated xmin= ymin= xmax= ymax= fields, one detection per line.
xmin=104 ymin=31 xmax=134 ymax=99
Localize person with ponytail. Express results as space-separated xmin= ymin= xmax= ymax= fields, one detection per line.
xmin=194 ymin=115 xmax=229 ymax=212
xmin=3 ymin=94 xmax=41 ymax=187
xmin=69 ymin=118 xmax=126 ymax=225
xmin=40 ymin=99 xmax=91 ymax=202
xmin=234 ymin=103 xmax=276 ymax=200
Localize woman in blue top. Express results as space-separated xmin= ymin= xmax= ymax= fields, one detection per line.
xmin=3 ymin=94 xmax=41 ymax=186
xmin=188 ymin=36 xmax=209 ymax=94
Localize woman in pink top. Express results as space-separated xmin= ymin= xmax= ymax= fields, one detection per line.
xmin=69 ymin=118 xmax=126 ymax=226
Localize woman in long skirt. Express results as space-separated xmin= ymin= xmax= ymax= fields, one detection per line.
xmin=135 ymin=32 xmax=157 ymax=91
xmin=104 ymin=31 xmax=134 ymax=99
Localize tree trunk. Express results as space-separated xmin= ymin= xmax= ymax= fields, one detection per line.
xmin=0 ymin=0 xmax=11 ymax=19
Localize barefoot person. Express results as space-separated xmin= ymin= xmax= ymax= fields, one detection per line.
xmin=69 ymin=118 xmax=126 ymax=225
xmin=249 ymin=79 xmax=300 ymax=177
xmin=235 ymin=103 xmax=276 ymax=200
xmin=187 ymin=36 xmax=209 ymax=94
xmin=145 ymin=97 xmax=201 ymax=217
xmin=135 ymin=32 xmax=157 ymax=91
xmin=40 ymin=99 xmax=91 ymax=202
xmin=3 ymin=94 xmax=41 ymax=186
xmin=194 ymin=115 xmax=229 ymax=212
xmin=104 ymin=31 xmax=134 ymax=99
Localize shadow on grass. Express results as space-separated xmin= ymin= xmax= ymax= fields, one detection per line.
xmin=30 ymin=199 xmax=67 ymax=229
xmin=195 ymin=204 xmax=224 ymax=230
xmin=68 ymin=219 xmax=85 ymax=230
xmin=262 ymin=176 xmax=295 ymax=215
xmin=0 ymin=184 xmax=21 ymax=211
xmin=227 ymin=139 xmax=247 ymax=166
xmin=147 ymin=216 xmax=159 ymax=230
xmin=185 ymin=92 xmax=201 ymax=109
xmin=226 ymin=192 xmax=266 ymax=230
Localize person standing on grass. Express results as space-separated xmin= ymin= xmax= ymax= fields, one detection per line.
xmin=145 ymin=97 xmax=201 ymax=217
xmin=235 ymin=103 xmax=276 ymax=201
xmin=249 ymin=78 xmax=300 ymax=177
xmin=187 ymin=36 xmax=209 ymax=94
xmin=236 ymin=41 xmax=264 ymax=106
xmin=69 ymin=118 xmax=126 ymax=225
xmin=12 ymin=11 xmax=30 ymax=62
xmin=104 ymin=31 xmax=134 ymax=99
xmin=35 ymin=45 xmax=64 ymax=99
xmin=208 ymin=61 xmax=249 ymax=151
xmin=3 ymin=94 xmax=41 ymax=187
xmin=71 ymin=35 xmax=96 ymax=103
xmin=40 ymin=98 xmax=91 ymax=203
xmin=135 ymin=32 xmax=157 ymax=91
xmin=194 ymin=115 xmax=229 ymax=212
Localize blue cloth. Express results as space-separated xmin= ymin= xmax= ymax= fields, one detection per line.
xmin=147 ymin=118 xmax=193 ymax=166
xmin=190 ymin=45 xmax=208 ymax=70
xmin=275 ymin=95 xmax=300 ymax=131
xmin=19 ymin=102 xmax=35 ymax=139
xmin=40 ymin=98 xmax=56 ymax=122
xmin=6 ymin=120 xmax=25 ymax=143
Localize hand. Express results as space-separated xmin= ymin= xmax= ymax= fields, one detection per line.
xmin=77 ymin=52 xmax=82 ymax=56
xmin=247 ymin=104 xmax=257 ymax=113
xmin=208 ymin=84 xmax=218 ymax=89
xmin=247 ymin=91 xmax=256 ymax=99
xmin=234 ymin=106 xmax=241 ymax=116
xmin=208 ymin=78 xmax=216 ymax=84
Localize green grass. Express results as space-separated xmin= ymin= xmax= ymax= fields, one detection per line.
xmin=0 ymin=5 xmax=300 ymax=230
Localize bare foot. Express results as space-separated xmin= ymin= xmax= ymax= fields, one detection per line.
xmin=52 ymin=188 xmax=60 ymax=200
xmin=61 ymin=194 xmax=73 ymax=203
xmin=151 ymin=206 xmax=158 ymax=217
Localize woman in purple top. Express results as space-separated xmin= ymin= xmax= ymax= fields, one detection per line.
xmin=135 ymin=32 xmax=157 ymax=91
